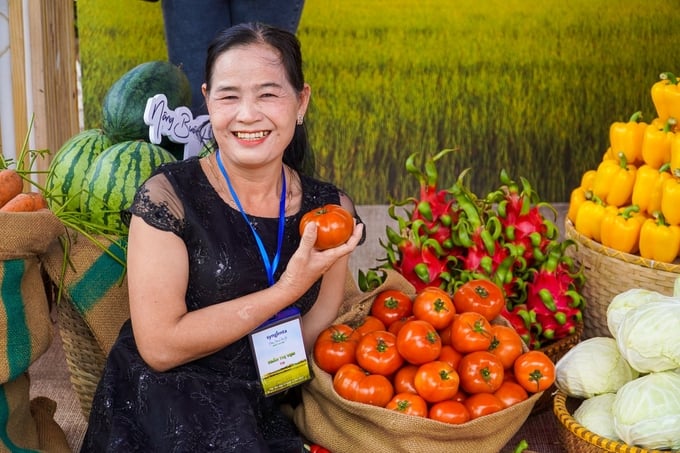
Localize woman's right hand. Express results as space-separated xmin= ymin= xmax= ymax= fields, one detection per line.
xmin=277 ymin=220 xmax=363 ymax=298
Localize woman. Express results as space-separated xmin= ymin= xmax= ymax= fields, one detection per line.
xmin=81 ymin=23 xmax=364 ymax=452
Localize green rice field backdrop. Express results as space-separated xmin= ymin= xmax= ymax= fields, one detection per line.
xmin=77 ymin=0 xmax=680 ymax=204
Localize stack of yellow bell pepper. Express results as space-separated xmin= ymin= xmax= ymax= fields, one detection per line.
xmin=568 ymin=72 xmax=680 ymax=263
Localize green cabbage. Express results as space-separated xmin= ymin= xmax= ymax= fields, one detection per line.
xmin=615 ymin=299 xmax=680 ymax=373
xmin=555 ymin=337 xmax=638 ymax=398
xmin=573 ymin=393 xmax=620 ymax=441
xmin=606 ymin=288 xmax=668 ymax=338
xmin=613 ymin=370 xmax=680 ymax=450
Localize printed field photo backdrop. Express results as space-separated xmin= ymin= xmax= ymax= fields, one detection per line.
xmin=77 ymin=0 xmax=680 ymax=203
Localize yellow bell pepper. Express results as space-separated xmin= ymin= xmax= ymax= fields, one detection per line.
xmin=591 ymin=152 xmax=637 ymax=207
xmin=651 ymin=72 xmax=680 ymax=125
xmin=609 ymin=111 xmax=647 ymax=166
xmin=670 ymin=133 xmax=680 ymax=173
xmin=580 ymin=169 xmax=597 ymax=191
xmin=661 ymin=172 xmax=680 ymax=225
xmin=639 ymin=212 xmax=680 ymax=263
xmin=641 ymin=118 xmax=676 ymax=169
xmin=567 ymin=187 xmax=587 ymax=224
xmin=632 ymin=163 xmax=672 ymax=216
xmin=600 ymin=205 xmax=645 ymax=254
xmin=574 ymin=195 xmax=616 ymax=242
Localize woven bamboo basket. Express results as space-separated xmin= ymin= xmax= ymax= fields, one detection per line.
xmin=56 ymin=297 xmax=107 ymax=420
xmin=564 ymin=219 xmax=680 ymax=339
xmin=553 ymin=390 xmax=666 ymax=453
xmin=531 ymin=321 xmax=583 ymax=413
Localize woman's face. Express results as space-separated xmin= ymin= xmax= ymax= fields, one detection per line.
xmin=203 ymin=42 xmax=310 ymax=168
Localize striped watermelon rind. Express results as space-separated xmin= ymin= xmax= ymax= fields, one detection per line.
xmin=81 ymin=140 xmax=177 ymax=233
xmin=44 ymin=128 xmax=113 ymax=212
xmin=102 ymin=60 xmax=192 ymax=144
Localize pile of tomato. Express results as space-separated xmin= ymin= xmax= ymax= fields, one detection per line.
xmin=313 ymin=279 xmax=556 ymax=423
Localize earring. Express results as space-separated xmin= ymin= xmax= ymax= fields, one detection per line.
xmin=296 ymin=114 xmax=304 ymax=125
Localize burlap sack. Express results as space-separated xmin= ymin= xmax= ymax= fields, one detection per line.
xmin=0 ymin=374 xmax=70 ymax=453
xmin=41 ymin=230 xmax=130 ymax=356
xmin=293 ymin=269 xmax=542 ymax=453
xmin=0 ymin=211 xmax=64 ymax=383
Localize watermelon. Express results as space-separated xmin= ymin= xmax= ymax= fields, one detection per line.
xmin=102 ymin=61 xmax=192 ymax=144
xmin=81 ymin=140 xmax=177 ymax=233
xmin=44 ymin=128 xmax=113 ymax=211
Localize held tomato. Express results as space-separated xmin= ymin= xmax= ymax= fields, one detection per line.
xmin=428 ymin=400 xmax=471 ymax=425
xmin=370 ymin=290 xmax=413 ymax=327
xmin=458 ymin=350 xmax=505 ymax=394
xmin=450 ymin=311 xmax=493 ymax=353
xmin=385 ymin=392 xmax=429 ymax=417
xmin=353 ymin=315 xmax=386 ymax=337
xmin=299 ymin=204 xmax=354 ymax=250
xmin=513 ymin=350 xmax=556 ymax=393
xmin=487 ymin=324 xmax=525 ymax=370
xmin=493 ymin=380 xmax=529 ymax=408
xmin=413 ymin=360 xmax=460 ymax=403
xmin=355 ymin=330 xmax=404 ymax=376
xmin=393 ymin=364 xmax=419 ymax=394
xmin=453 ymin=279 xmax=505 ymax=321
xmin=412 ymin=286 xmax=456 ymax=330
xmin=395 ymin=319 xmax=442 ymax=365
xmin=332 ymin=363 xmax=394 ymax=407
xmin=463 ymin=392 xmax=504 ymax=419
xmin=313 ymin=323 xmax=360 ymax=374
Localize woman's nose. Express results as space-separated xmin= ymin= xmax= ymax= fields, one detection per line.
xmin=235 ymin=98 xmax=262 ymax=122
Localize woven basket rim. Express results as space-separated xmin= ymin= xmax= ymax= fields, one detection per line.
xmin=538 ymin=321 xmax=583 ymax=356
xmin=565 ymin=219 xmax=680 ymax=273
xmin=553 ymin=390 xmax=666 ymax=453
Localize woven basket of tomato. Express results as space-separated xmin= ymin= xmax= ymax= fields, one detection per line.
xmin=293 ymin=270 xmax=553 ymax=453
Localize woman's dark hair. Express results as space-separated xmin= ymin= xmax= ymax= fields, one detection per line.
xmin=204 ymin=22 xmax=315 ymax=176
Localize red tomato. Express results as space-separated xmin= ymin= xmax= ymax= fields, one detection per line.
xmin=450 ymin=311 xmax=493 ymax=353
xmin=413 ymin=360 xmax=460 ymax=403
xmin=371 ymin=290 xmax=413 ymax=327
xmin=387 ymin=315 xmax=415 ymax=336
xmin=332 ymin=363 xmax=394 ymax=407
xmin=513 ymin=350 xmax=556 ymax=393
xmin=453 ymin=279 xmax=505 ymax=321
xmin=493 ymin=380 xmax=529 ymax=408
xmin=385 ymin=392 xmax=429 ymax=417
xmin=395 ymin=319 xmax=442 ymax=365
xmin=353 ymin=315 xmax=386 ymax=337
xmin=487 ymin=324 xmax=524 ymax=370
xmin=438 ymin=345 xmax=463 ymax=370
xmin=299 ymin=204 xmax=354 ymax=250
xmin=313 ymin=323 xmax=360 ymax=374
xmin=355 ymin=330 xmax=404 ymax=376
xmin=458 ymin=350 xmax=505 ymax=394
xmin=463 ymin=392 xmax=504 ymax=419
xmin=428 ymin=400 xmax=471 ymax=425
xmin=412 ymin=286 xmax=456 ymax=330
xmin=393 ymin=364 xmax=419 ymax=394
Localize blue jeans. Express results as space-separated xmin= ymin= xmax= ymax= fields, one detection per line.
xmin=161 ymin=0 xmax=305 ymax=116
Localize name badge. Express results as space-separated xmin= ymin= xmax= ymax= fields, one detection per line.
xmin=249 ymin=306 xmax=311 ymax=396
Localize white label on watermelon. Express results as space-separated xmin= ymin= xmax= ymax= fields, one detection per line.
xmin=144 ymin=93 xmax=213 ymax=159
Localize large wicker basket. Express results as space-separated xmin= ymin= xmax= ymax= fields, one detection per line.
xmin=564 ymin=219 xmax=680 ymax=339
xmin=56 ymin=297 xmax=107 ymax=420
xmin=553 ymin=390 xmax=666 ymax=453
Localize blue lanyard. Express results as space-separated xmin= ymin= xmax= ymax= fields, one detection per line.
xmin=215 ymin=150 xmax=286 ymax=286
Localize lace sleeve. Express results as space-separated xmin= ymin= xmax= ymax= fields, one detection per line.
xmin=127 ymin=173 xmax=186 ymax=236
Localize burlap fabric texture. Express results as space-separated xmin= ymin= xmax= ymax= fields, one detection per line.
xmin=293 ymin=269 xmax=541 ymax=453
xmin=0 ymin=211 xmax=70 ymax=452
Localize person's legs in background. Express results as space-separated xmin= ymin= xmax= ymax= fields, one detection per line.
xmin=160 ymin=0 xmax=306 ymax=117
xmin=160 ymin=0 xmax=232 ymax=116
xmin=230 ymin=0 xmax=305 ymax=35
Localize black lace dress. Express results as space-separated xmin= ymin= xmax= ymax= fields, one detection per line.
xmin=81 ymin=157 xmax=355 ymax=453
